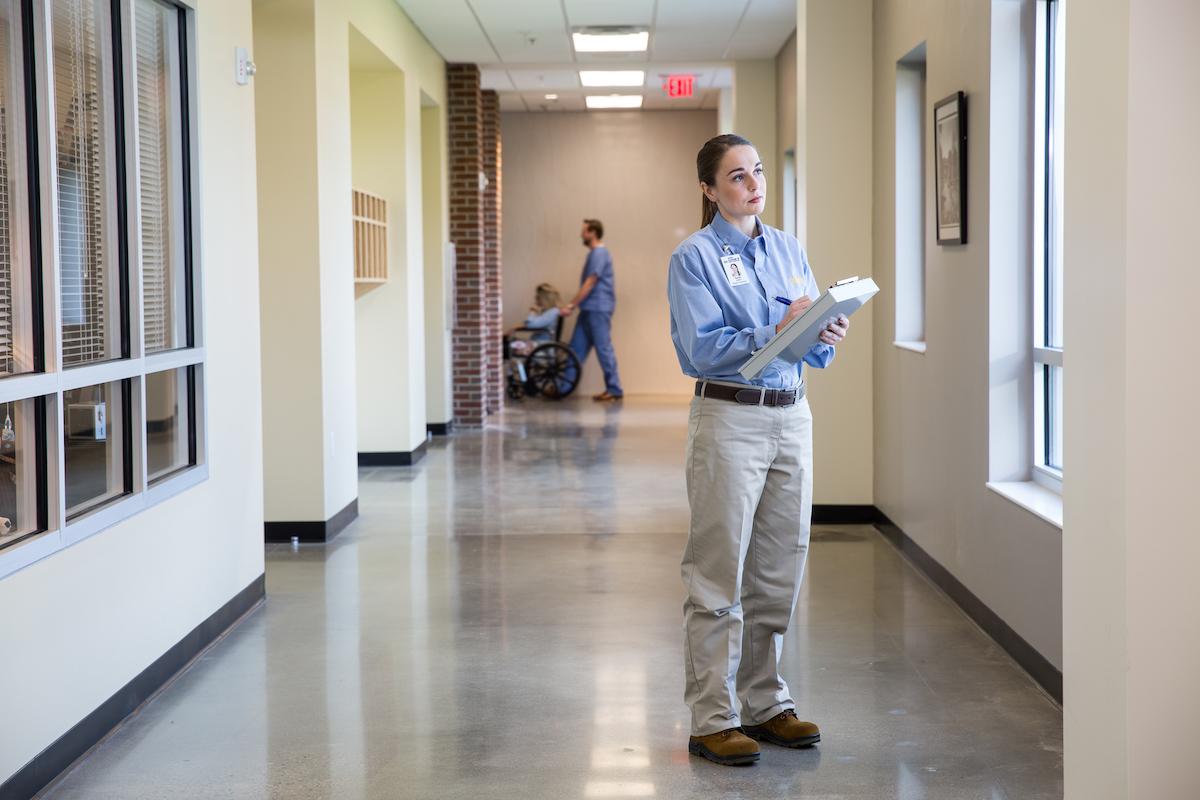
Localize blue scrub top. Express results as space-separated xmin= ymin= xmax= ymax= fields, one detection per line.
xmin=579 ymin=246 xmax=616 ymax=313
xmin=667 ymin=213 xmax=835 ymax=390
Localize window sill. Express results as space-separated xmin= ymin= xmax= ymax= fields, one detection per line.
xmin=0 ymin=464 xmax=209 ymax=580
xmin=986 ymin=480 xmax=1063 ymax=530
xmin=894 ymin=340 xmax=927 ymax=354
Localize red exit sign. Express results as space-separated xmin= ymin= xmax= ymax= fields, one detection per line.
xmin=664 ymin=74 xmax=695 ymax=99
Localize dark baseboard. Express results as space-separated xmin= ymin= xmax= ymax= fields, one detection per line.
xmin=426 ymin=421 xmax=454 ymax=436
xmin=357 ymin=440 xmax=428 ymax=467
xmin=871 ymin=509 xmax=1063 ymax=704
xmin=0 ymin=574 xmax=265 ymax=800
xmin=264 ymin=498 xmax=359 ymax=543
xmin=812 ymin=504 xmax=878 ymax=524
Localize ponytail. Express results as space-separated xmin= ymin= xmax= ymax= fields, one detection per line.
xmin=701 ymin=196 xmax=719 ymax=228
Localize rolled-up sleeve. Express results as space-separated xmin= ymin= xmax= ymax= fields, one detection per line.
xmin=668 ymin=248 xmax=774 ymax=374
xmin=799 ymin=248 xmax=836 ymax=369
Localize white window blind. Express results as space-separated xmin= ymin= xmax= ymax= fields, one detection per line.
xmin=54 ymin=0 xmax=111 ymax=366
xmin=135 ymin=0 xmax=176 ymax=353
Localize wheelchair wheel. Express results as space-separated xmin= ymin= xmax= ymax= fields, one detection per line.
xmin=525 ymin=343 xmax=581 ymax=399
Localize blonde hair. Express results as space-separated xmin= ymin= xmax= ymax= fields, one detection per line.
xmin=534 ymin=283 xmax=560 ymax=311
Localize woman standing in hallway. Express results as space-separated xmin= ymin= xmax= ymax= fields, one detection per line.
xmin=668 ymin=134 xmax=850 ymax=766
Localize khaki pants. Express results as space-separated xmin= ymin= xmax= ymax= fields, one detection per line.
xmin=682 ymin=392 xmax=814 ymax=736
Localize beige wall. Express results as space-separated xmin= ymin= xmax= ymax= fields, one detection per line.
xmin=422 ymin=103 xmax=452 ymax=426
xmin=0 ymin=0 xmax=266 ymax=782
xmin=256 ymin=0 xmax=447 ymax=504
xmin=732 ymin=59 xmax=778 ymax=228
xmin=870 ymin=0 xmax=1062 ymax=668
xmin=798 ymin=0 xmax=874 ymax=505
xmin=351 ymin=55 xmax=428 ymax=455
xmin=1064 ymin=0 xmax=1200 ymax=796
xmin=500 ymin=110 xmax=712 ymax=398
xmin=776 ymin=31 xmax=798 ymax=233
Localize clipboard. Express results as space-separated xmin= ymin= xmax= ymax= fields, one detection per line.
xmin=738 ymin=277 xmax=880 ymax=380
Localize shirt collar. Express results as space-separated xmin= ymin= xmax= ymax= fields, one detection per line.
xmin=709 ymin=212 xmax=763 ymax=253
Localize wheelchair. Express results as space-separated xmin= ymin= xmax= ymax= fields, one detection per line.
xmin=503 ymin=315 xmax=581 ymax=401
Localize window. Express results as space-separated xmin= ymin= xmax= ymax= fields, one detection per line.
xmin=895 ymin=42 xmax=927 ymax=351
xmin=1033 ymin=0 xmax=1065 ymax=489
xmin=0 ymin=0 xmax=204 ymax=576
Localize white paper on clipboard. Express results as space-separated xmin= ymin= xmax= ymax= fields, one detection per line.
xmin=739 ymin=277 xmax=880 ymax=381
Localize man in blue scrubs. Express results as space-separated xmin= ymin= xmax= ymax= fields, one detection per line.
xmin=562 ymin=218 xmax=624 ymax=401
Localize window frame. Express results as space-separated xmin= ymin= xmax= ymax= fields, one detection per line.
xmin=1032 ymin=0 xmax=1064 ymax=494
xmin=0 ymin=0 xmax=205 ymax=579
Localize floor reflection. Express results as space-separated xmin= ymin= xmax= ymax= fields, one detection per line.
xmin=46 ymin=397 xmax=1063 ymax=800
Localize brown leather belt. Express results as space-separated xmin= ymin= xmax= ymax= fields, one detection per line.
xmin=694 ymin=381 xmax=804 ymax=407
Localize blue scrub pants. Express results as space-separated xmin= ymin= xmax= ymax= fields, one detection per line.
xmin=569 ymin=310 xmax=623 ymax=396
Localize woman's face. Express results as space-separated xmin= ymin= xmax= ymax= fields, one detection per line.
xmin=703 ymin=145 xmax=766 ymax=219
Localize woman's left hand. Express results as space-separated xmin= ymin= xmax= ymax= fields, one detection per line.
xmin=819 ymin=314 xmax=850 ymax=345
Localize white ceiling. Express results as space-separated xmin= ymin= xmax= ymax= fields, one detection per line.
xmin=393 ymin=0 xmax=795 ymax=112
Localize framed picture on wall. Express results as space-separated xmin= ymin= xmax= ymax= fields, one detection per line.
xmin=934 ymin=91 xmax=968 ymax=244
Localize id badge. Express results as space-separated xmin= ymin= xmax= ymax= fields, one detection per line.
xmin=720 ymin=254 xmax=750 ymax=287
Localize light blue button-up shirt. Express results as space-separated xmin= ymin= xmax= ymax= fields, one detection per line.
xmin=668 ymin=213 xmax=835 ymax=389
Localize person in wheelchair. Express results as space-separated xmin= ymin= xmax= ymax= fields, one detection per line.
xmin=504 ymin=283 xmax=582 ymax=400
xmin=507 ymin=283 xmax=561 ymax=356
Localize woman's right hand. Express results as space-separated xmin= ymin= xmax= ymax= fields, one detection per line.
xmin=776 ymin=296 xmax=814 ymax=333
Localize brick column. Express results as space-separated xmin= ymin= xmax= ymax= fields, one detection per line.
xmin=448 ymin=64 xmax=486 ymax=426
xmin=481 ymin=90 xmax=504 ymax=414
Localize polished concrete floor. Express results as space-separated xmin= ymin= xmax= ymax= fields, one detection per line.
xmin=47 ymin=398 xmax=1063 ymax=799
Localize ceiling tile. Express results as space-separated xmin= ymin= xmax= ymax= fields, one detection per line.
xmin=394 ymin=0 xmax=498 ymax=62
xmin=650 ymin=28 xmax=733 ymax=62
xmin=507 ymin=69 xmax=582 ymax=90
xmin=724 ymin=22 xmax=795 ymax=60
xmin=655 ymin=0 xmax=746 ymax=28
xmin=481 ymin=68 xmax=516 ymax=90
xmin=563 ymin=0 xmax=654 ymax=27
xmin=745 ymin=0 xmax=795 ymax=23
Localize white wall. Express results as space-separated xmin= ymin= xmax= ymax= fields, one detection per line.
xmin=1064 ymin=0 xmax=1200 ymax=796
xmin=871 ymin=0 xmax=1062 ymax=668
xmin=798 ymin=0 xmax=875 ymax=505
xmin=499 ymin=110 xmax=711 ymax=398
xmin=0 ymin=0 xmax=265 ymax=782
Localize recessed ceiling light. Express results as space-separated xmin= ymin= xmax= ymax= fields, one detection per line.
xmin=572 ymin=30 xmax=649 ymax=53
xmin=545 ymin=93 xmax=558 ymax=100
xmin=585 ymin=94 xmax=643 ymax=110
xmin=579 ymin=70 xmax=645 ymax=88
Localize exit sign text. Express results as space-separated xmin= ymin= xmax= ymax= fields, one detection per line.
xmin=665 ymin=74 xmax=695 ymax=99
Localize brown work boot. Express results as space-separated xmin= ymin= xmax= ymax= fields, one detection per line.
xmin=688 ymin=728 xmax=761 ymax=766
xmin=742 ymin=709 xmax=821 ymax=748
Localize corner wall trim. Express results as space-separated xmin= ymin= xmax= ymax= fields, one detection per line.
xmin=0 ymin=574 xmax=265 ymax=800
xmin=872 ymin=509 xmax=1063 ymax=704
xmin=426 ymin=421 xmax=454 ymax=436
xmin=357 ymin=440 xmax=428 ymax=467
xmin=264 ymin=498 xmax=359 ymax=543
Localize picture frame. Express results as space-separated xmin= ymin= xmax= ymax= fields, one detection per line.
xmin=933 ymin=91 xmax=968 ymax=245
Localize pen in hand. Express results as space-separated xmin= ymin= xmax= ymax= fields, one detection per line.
xmin=774 ymin=296 xmax=793 ymax=307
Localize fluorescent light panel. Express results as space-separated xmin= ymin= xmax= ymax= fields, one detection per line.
xmin=579 ymin=70 xmax=645 ymax=87
xmin=586 ymin=95 xmax=643 ymax=109
xmin=572 ymin=31 xmax=649 ymax=53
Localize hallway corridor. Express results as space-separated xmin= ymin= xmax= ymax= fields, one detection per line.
xmin=46 ymin=399 xmax=1063 ymax=799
